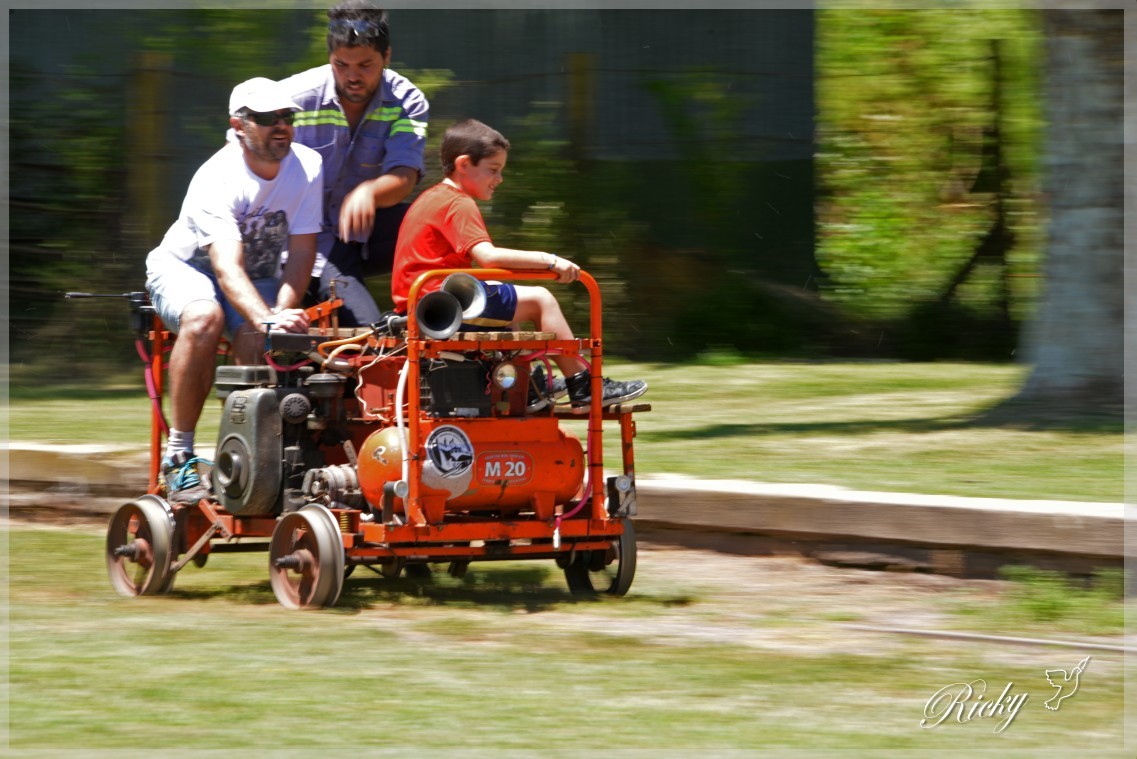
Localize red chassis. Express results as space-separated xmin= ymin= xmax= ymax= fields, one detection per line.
xmin=105 ymin=269 xmax=646 ymax=609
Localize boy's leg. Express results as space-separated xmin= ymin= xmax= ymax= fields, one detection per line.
xmin=513 ymin=285 xmax=587 ymax=377
xmin=513 ymin=285 xmax=647 ymax=408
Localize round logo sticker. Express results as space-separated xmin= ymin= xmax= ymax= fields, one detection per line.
xmin=424 ymin=425 xmax=474 ymax=479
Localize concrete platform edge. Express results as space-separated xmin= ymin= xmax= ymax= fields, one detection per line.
xmin=3 ymin=444 xmax=1129 ymax=559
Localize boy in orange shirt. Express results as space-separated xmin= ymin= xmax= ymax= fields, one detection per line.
xmin=392 ymin=119 xmax=646 ymax=411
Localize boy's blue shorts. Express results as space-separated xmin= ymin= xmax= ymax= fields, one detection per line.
xmin=461 ymin=281 xmax=517 ymax=330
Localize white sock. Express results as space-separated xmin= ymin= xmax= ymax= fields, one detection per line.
xmin=165 ymin=429 xmax=195 ymax=461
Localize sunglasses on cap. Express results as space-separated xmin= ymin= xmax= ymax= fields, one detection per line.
xmin=328 ymin=18 xmax=385 ymax=41
xmin=245 ymin=110 xmax=295 ymax=127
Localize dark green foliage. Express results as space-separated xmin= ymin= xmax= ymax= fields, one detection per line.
xmin=9 ymin=10 xmax=323 ymax=372
xmin=8 ymin=9 xmax=1045 ymax=374
xmin=816 ymin=9 xmax=1045 ymax=360
xmin=9 ymin=56 xmax=135 ymax=366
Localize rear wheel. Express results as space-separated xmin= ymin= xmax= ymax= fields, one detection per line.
xmin=564 ymin=520 xmax=636 ymax=596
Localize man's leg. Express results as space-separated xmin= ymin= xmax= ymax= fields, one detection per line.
xmin=161 ymin=299 xmax=223 ymax=502
xmin=310 ymin=204 xmax=409 ymax=326
xmin=167 ymin=300 xmax=225 ymax=434
xmin=146 ymin=259 xmax=222 ymax=457
xmin=145 ymin=258 xmax=223 ymax=501
xmin=319 ymin=251 xmax=383 ymax=327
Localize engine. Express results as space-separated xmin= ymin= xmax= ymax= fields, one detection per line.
xmin=208 ymin=347 xmax=586 ymax=520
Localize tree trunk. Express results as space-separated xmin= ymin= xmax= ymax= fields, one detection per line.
xmin=1016 ymin=10 xmax=1124 ymax=411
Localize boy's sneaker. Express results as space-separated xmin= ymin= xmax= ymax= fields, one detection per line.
xmin=526 ymin=365 xmax=567 ymax=413
xmin=565 ymin=371 xmax=648 ymax=411
xmin=161 ymin=450 xmax=212 ymax=504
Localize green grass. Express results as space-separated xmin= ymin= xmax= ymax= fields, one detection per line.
xmin=7 ymin=361 xmax=1124 ymax=501
xmin=580 ymin=361 xmax=1123 ymax=502
xmin=6 ymin=525 xmax=1130 ymax=752
xmin=949 ymin=568 xmax=1126 ymax=637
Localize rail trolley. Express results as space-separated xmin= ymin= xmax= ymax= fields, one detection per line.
xmin=94 ymin=269 xmax=646 ymax=609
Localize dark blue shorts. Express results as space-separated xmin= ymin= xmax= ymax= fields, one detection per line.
xmin=461 ymin=281 xmax=517 ymax=330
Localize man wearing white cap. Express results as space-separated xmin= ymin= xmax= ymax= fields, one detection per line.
xmin=144 ymin=77 xmax=324 ymax=503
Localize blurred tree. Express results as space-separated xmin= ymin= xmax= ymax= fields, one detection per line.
xmin=815 ymin=9 xmax=1044 ymax=359
xmin=1016 ymin=10 xmax=1123 ymax=412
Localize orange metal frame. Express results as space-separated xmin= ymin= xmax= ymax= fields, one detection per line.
xmin=143 ymin=272 xmax=636 ymax=564
xmin=404 ymin=269 xmax=607 ymax=524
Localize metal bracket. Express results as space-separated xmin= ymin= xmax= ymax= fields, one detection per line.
xmin=170 ymin=521 xmax=223 ymax=573
xmin=169 ymin=499 xmax=233 ymax=573
xmin=606 ymin=475 xmax=637 ymax=517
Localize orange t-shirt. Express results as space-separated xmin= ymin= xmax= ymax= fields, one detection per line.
xmin=391 ymin=182 xmax=492 ymax=313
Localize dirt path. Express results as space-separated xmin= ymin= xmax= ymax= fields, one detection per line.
xmin=7 ymin=484 xmax=1130 ymax=664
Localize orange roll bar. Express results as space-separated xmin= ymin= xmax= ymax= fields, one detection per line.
xmin=403 ymin=268 xmax=607 ymax=523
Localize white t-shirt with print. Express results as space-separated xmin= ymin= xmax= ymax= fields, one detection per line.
xmin=148 ymin=141 xmax=323 ymax=280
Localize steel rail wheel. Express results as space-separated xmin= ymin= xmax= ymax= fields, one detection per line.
xmin=106 ymin=495 xmax=176 ymax=597
xmin=564 ymin=519 xmax=637 ymax=596
xmin=269 ymin=504 xmax=345 ymax=609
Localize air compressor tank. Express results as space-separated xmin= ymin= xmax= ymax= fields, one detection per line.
xmin=357 ymin=417 xmax=584 ymax=513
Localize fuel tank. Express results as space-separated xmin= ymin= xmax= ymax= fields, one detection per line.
xmin=358 ymin=417 xmax=584 ymax=512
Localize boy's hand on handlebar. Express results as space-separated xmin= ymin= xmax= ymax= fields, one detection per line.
xmin=550 ymin=255 xmax=580 ymax=284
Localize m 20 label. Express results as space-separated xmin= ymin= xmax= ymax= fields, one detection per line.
xmin=477 ymin=452 xmax=533 ymax=485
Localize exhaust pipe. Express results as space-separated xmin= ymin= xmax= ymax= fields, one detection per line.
xmin=441 ymin=273 xmax=487 ymax=321
xmin=386 ymin=290 xmax=465 ymax=340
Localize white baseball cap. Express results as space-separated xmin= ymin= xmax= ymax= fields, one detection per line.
xmin=228 ymin=77 xmax=301 ymax=116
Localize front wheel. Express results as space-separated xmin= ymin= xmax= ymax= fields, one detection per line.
xmin=268 ymin=504 xmax=345 ymax=609
xmin=564 ymin=520 xmax=636 ymax=596
xmin=106 ymin=495 xmax=177 ymax=597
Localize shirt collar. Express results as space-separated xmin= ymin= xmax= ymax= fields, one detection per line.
xmin=320 ymin=65 xmax=395 ymax=111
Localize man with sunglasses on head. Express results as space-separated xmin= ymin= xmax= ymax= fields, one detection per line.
xmin=145 ymin=77 xmax=324 ymax=503
xmin=280 ymin=1 xmax=429 ymax=326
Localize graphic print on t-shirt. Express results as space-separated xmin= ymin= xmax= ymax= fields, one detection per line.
xmin=240 ymin=208 xmax=290 ymax=279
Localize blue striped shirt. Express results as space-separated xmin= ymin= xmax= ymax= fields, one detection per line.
xmin=279 ymin=64 xmax=429 ymax=262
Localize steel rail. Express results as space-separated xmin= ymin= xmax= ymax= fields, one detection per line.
xmin=842 ymin=624 xmax=1135 ymax=653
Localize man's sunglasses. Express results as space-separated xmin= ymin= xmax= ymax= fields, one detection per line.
xmin=245 ymin=110 xmax=294 ymax=127
xmin=328 ymin=18 xmax=385 ymax=41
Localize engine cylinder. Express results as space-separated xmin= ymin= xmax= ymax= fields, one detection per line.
xmin=214 ymin=388 xmax=283 ymax=515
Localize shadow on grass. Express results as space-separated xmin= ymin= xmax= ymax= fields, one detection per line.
xmin=642 ymin=401 xmax=1123 ymax=443
xmin=339 ymin=568 xmax=582 ymax=614
xmin=171 ymin=564 xmax=697 ymax=614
